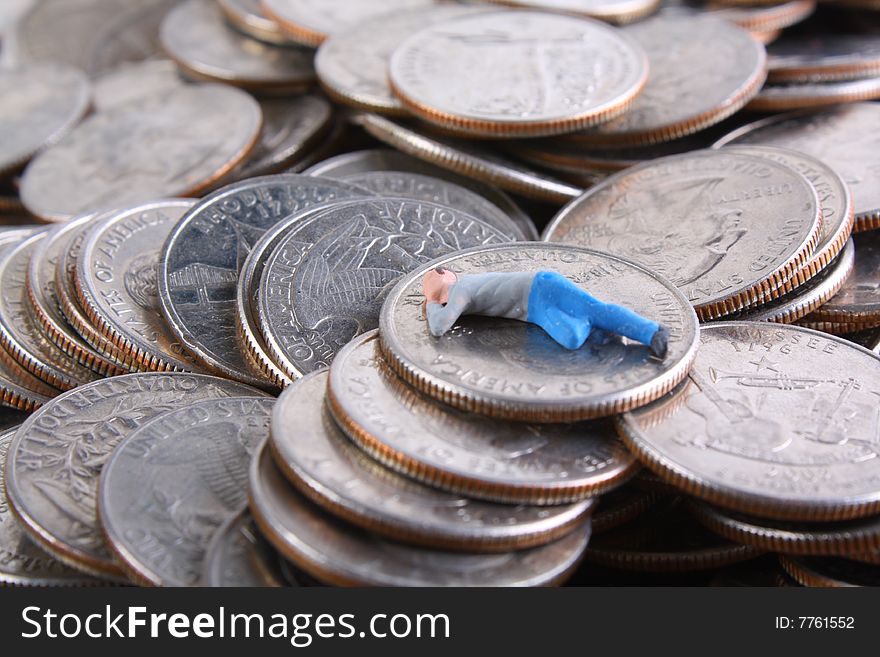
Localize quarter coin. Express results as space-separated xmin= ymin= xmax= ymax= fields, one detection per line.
xmin=202 ymin=510 xmax=288 ymax=587
xmin=768 ymin=30 xmax=880 ymax=83
xmin=691 ymin=501 xmax=880 ymax=556
xmin=218 ymin=0 xmax=297 ymax=46
xmin=160 ymin=0 xmax=315 ymax=94
xmin=379 ymin=243 xmax=699 ymax=422
xmin=329 ymin=331 xmax=638 ymax=503
xmin=618 ymin=322 xmax=880 ymax=522
xmin=0 ymin=64 xmax=91 ymax=176
xmin=20 ymin=83 xmax=262 ymax=222
xmin=91 ymin=60 xmax=185 ymax=113
xmin=799 ymin=231 xmax=880 ymax=329
xmin=747 ymin=76 xmax=880 ymax=111
xmin=714 ymin=103 xmax=880 ymax=231
xmin=158 ymin=175 xmax=369 ymax=387
xmin=568 ymin=15 xmax=767 ymax=146
xmin=274 ymin=367 xmax=595 ymax=546
xmin=355 ymin=114 xmax=584 ymax=204
xmin=99 ymin=397 xmax=275 ymax=586
xmin=0 ymin=426 xmax=101 ymax=586
xmin=544 ymin=150 xmax=822 ymax=320
xmin=388 ymin=10 xmax=649 ymax=138
xmin=257 ymin=197 xmax=511 ymax=380
xmin=75 ymin=200 xmax=205 ymax=373
xmin=4 ymin=372 xmax=267 ymax=578
xmin=261 ymin=0 xmax=435 ymax=47
xmin=304 ymin=148 xmax=537 ymax=239
xmin=249 ymin=439 xmax=591 ymax=586
xmin=315 ymin=4 xmax=488 ymax=115
xmin=0 ymin=233 xmax=99 ymax=390
xmin=26 ymin=215 xmax=129 ymax=377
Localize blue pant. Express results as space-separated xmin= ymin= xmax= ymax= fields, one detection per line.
xmin=526 ymin=272 xmax=659 ymax=350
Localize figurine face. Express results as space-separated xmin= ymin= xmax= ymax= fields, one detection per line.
xmin=422 ymin=267 xmax=458 ymax=304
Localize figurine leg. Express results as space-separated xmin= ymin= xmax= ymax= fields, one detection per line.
xmin=533 ymin=306 xmax=591 ymax=350
xmin=529 ymin=272 xmax=660 ymax=347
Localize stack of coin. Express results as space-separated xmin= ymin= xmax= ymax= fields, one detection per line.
xmin=3 ymin=0 xmax=880 ymax=588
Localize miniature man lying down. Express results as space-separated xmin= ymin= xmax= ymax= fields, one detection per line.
xmin=422 ymin=268 xmax=669 ymax=358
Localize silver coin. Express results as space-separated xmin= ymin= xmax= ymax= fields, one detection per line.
xmin=230 ymin=95 xmax=333 ymax=181
xmin=618 ymin=321 xmax=880 ymax=522
xmin=0 ymin=0 xmax=33 ymax=39
xmin=329 ymin=331 xmax=638 ymax=504
xmin=53 ymin=210 xmax=134 ymax=372
xmin=257 ymin=197 xmax=512 ymax=380
xmin=20 ymin=83 xmax=263 ymax=222
xmin=8 ymin=0 xmax=178 ymax=77
xmin=0 ymin=64 xmax=91 ymax=176
xmin=714 ymin=103 xmax=880 ymax=230
xmin=161 ymin=0 xmax=315 ymax=94
xmin=100 ymin=397 xmax=275 ymax=586
xmin=731 ymin=239 xmax=854 ymax=324
xmin=0 ymin=229 xmax=59 ymax=411
xmin=76 ymin=200 xmax=205 ymax=373
xmin=748 ymin=76 xmax=880 ymax=111
xmin=304 ymin=149 xmax=537 ymax=240
xmin=568 ymin=14 xmax=766 ymax=145
xmin=218 ymin=0 xmax=298 ymax=46
xmin=315 ymin=4 xmax=488 ymax=114
xmin=800 ymin=231 xmax=880 ymax=328
xmin=261 ymin=0 xmax=435 ymax=47
xmin=274 ymin=367 xmax=595 ymax=547
xmin=202 ymin=510 xmax=288 ymax=587
xmin=5 ymin=372 xmax=267 ymax=578
xmin=26 ymin=215 xmax=128 ymax=377
xmin=387 ymin=10 xmax=649 ymax=138
xmin=544 ymin=150 xmax=822 ymax=320
xmin=0 ymin=232 xmax=98 ymax=390
xmin=354 ymin=114 xmax=584 ymax=204
xmin=379 ymin=242 xmax=700 ymax=421
xmin=92 ymin=60 xmax=186 ymax=113
xmin=768 ymin=30 xmax=880 ymax=83
xmin=722 ymin=145 xmax=854 ymax=279
xmin=158 ymin=175 xmax=369 ymax=387
xmin=0 ymin=426 xmax=101 ymax=587
xmin=341 ymin=171 xmax=526 ymax=240
xmin=481 ymin=0 xmax=660 ymax=22
xmin=249 ymin=439 xmax=591 ymax=586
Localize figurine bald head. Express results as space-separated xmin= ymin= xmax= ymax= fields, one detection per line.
xmin=422 ymin=267 xmax=458 ymax=304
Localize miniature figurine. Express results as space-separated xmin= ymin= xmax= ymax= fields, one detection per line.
xmin=422 ymin=268 xmax=669 ymax=357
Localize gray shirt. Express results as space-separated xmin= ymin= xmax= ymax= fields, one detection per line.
xmin=426 ymin=272 xmax=535 ymax=336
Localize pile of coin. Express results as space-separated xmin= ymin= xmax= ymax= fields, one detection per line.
xmin=2 ymin=0 xmax=880 ymax=588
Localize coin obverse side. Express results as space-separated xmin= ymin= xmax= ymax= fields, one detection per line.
xmin=714 ymin=103 xmax=880 ymax=231
xmin=20 ymin=84 xmax=263 ymax=222
xmin=0 ymin=233 xmax=99 ymax=391
xmin=258 ymin=197 xmax=512 ymax=380
xmin=329 ymin=331 xmax=639 ymax=504
xmin=76 ymin=200 xmax=205 ymax=373
xmin=26 ymin=215 xmax=129 ymax=378
xmin=4 ymin=372 xmax=268 ymax=578
xmin=160 ymin=0 xmax=315 ymax=93
xmin=315 ymin=4 xmax=490 ymax=115
xmin=249 ymin=439 xmax=591 ymax=586
xmin=0 ymin=64 xmax=91 ymax=176
xmin=159 ymin=175 xmax=370 ymax=388
xmin=99 ymin=397 xmax=275 ymax=587
xmin=378 ymin=242 xmax=700 ymax=422
xmin=202 ymin=510 xmax=288 ymax=587
xmin=570 ymin=15 xmax=767 ymax=146
xmin=1 ymin=427 xmax=101 ymax=587
xmin=388 ymin=10 xmax=649 ymax=138
xmin=261 ymin=0 xmax=435 ymax=47
xmin=544 ymin=150 xmax=822 ymax=320
xmin=273 ymin=368 xmax=595 ymax=547
xmin=618 ymin=322 xmax=880 ymax=522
